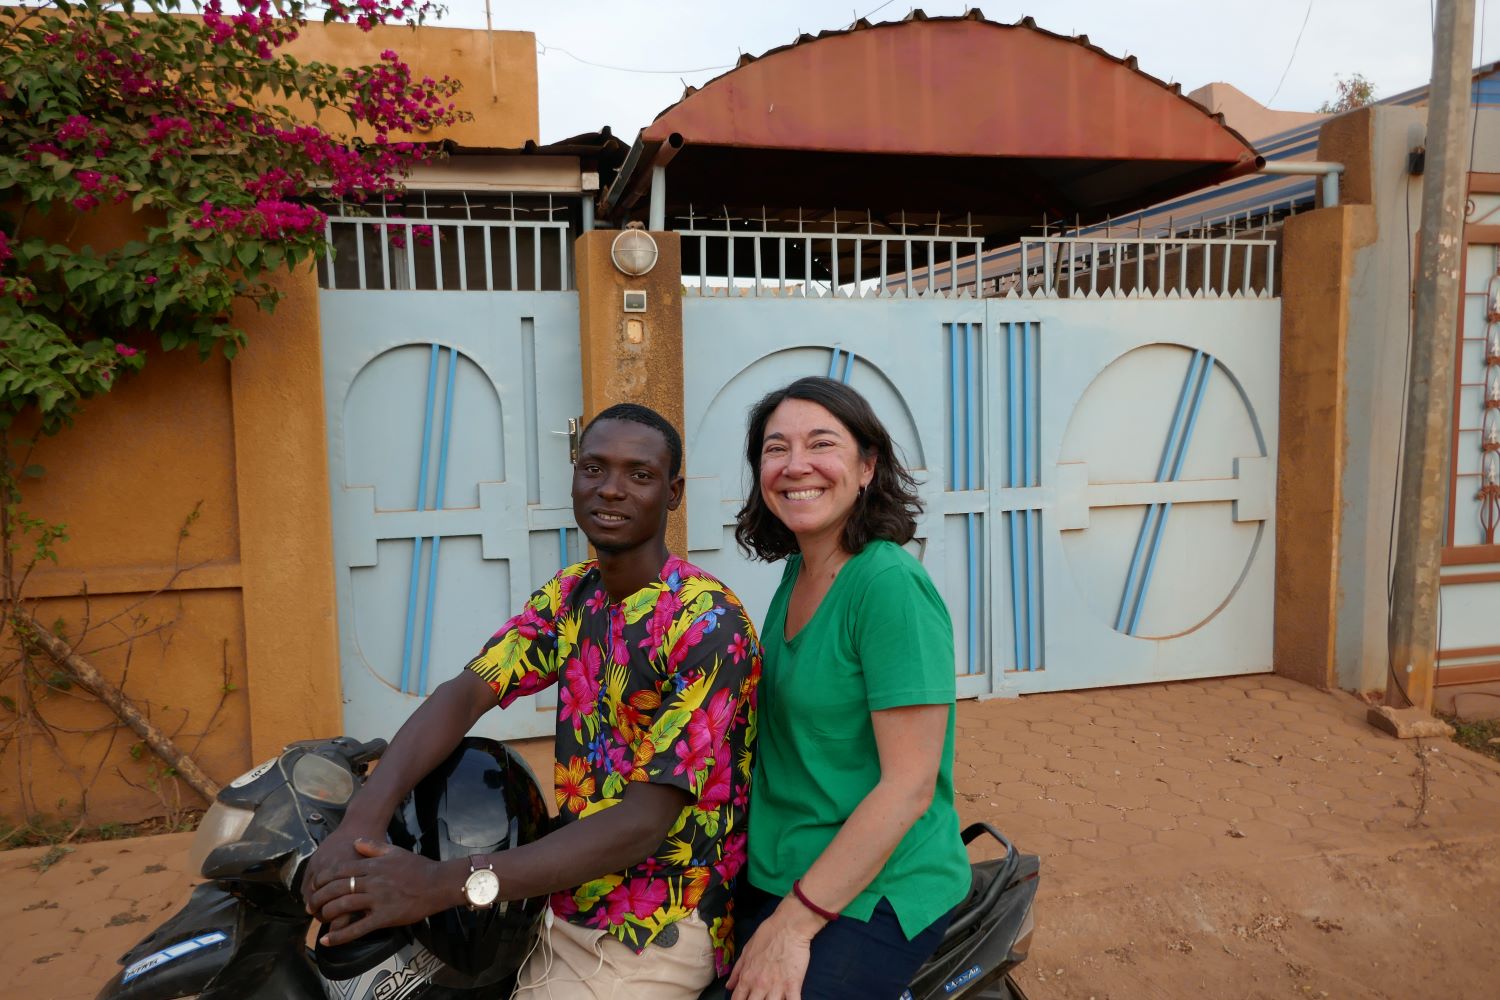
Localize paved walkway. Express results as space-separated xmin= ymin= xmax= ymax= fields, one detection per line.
xmin=6 ymin=674 xmax=1500 ymax=998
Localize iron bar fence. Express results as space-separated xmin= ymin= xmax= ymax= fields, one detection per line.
xmin=318 ymin=216 xmax=574 ymax=292
xmin=678 ymin=230 xmax=1278 ymax=299
xmin=678 ymin=229 xmax=986 ymax=298
xmin=993 ymin=235 xmax=1277 ymax=299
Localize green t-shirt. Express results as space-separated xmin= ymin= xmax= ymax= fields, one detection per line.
xmin=747 ymin=539 xmax=970 ymax=938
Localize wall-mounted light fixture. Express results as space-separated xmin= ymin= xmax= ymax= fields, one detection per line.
xmin=611 ymin=222 xmax=658 ymax=276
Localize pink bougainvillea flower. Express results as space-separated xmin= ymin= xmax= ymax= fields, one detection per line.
xmin=115 ymin=344 xmax=139 ymax=357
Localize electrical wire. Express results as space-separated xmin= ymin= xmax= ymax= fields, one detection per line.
xmin=1386 ymin=171 xmax=1419 ymax=709
xmin=534 ymin=42 xmax=731 ymax=76
xmin=1267 ymin=0 xmax=1317 ymax=107
xmin=1474 ymin=0 xmax=1488 ymax=175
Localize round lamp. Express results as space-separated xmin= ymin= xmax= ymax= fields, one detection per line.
xmin=611 ymin=224 xmax=658 ymax=276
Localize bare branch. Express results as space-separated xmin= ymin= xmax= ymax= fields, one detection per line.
xmin=13 ymin=608 xmax=219 ymax=802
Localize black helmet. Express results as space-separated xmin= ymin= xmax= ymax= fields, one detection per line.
xmin=387 ymin=738 xmax=552 ymax=986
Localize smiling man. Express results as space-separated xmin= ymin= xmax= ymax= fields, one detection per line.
xmin=302 ymin=403 xmax=761 ymax=998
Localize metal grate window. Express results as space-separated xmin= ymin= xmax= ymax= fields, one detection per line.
xmin=317 ymin=193 xmax=577 ymax=292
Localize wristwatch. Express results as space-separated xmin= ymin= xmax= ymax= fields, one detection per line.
xmin=461 ymin=857 xmax=500 ymax=910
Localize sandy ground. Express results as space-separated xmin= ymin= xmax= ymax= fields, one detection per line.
xmin=6 ymin=674 xmax=1500 ymax=999
xmin=1023 ymin=835 xmax=1500 ymax=1000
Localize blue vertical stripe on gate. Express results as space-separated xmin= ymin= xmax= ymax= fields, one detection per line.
xmin=1001 ymin=323 xmax=1043 ymax=671
xmin=946 ymin=323 xmax=984 ymax=675
xmin=965 ymin=323 xmax=981 ymax=676
xmin=1117 ymin=350 xmax=1214 ymax=635
xmin=965 ymin=324 xmax=979 ymax=490
xmin=558 ymin=527 xmax=570 ymax=569
xmin=1022 ymin=324 xmax=1040 ymax=670
xmin=1005 ymin=324 xmax=1027 ymax=671
xmin=826 ymin=346 xmax=856 ymax=383
xmin=1027 ymin=506 xmax=1042 ymax=671
xmin=948 ymin=326 xmax=961 ymax=490
xmin=400 ymin=343 xmax=442 ymax=695
xmin=417 ymin=346 xmax=459 ymax=696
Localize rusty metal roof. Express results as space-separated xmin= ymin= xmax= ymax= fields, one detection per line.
xmin=603 ymin=10 xmax=1261 ymax=242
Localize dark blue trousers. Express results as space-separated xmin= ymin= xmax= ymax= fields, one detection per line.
xmin=732 ymin=883 xmax=952 ymax=999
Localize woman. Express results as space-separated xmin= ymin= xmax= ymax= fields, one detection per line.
xmin=724 ymin=376 xmax=969 ymax=1000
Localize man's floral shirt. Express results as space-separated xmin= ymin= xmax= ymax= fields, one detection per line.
xmin=464 ymin=555 xmax=760 ymax=974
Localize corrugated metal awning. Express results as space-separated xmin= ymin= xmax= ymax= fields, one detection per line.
xmin=603 ymin=10 xmax=1260 ymax=243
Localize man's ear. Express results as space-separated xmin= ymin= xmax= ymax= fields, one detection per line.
xmin=666 ymin=473 xmax=685 ymax=512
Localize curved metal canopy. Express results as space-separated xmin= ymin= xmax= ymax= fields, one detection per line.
xmin=604 ymin=11 xmax=1260 ymax=242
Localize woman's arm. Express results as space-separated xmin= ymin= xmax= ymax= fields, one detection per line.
xmin=725 ymin=702 xmax=949 ymax=1000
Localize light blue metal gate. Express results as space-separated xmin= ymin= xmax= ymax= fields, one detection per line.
xmin=681 ymin=230 xmax=1279 ymax=694
xmin=321 ymin=281 xmax=581 ymax=740
xmin=681 ymin=296 xmax=996 ymax=695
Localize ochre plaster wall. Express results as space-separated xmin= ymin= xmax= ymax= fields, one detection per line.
xmin=282 ymin=22 xmax=539 ymax=149
xmin=1274 ymin=204 xmax=1375 ymax=689
xmin=3 ymin=346 xmax=251 ymax=823
xmin=575 ymin=231 xmax=688 ymax=555
xmin=230 ymin=267 xmax=343 ymax=764
xmin=1317 ymin=107 xmax=1376 ymax=208
xmin=2 ymin=20 xmax=538 ymax=828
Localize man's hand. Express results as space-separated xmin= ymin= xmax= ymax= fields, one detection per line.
xmin=724 ymin=897 xmax=824 ymax=1000
xmin=301 ymin=824 xmax=378 ymax=915
xmin=306 ymin=839 xmax=459 ymax=946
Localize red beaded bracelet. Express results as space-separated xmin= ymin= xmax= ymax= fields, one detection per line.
xmin=791 ymin=879 xmax=839 ymax=922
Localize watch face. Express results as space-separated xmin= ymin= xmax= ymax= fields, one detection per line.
xmin=464 ymin=867 xmax=501 ymax=908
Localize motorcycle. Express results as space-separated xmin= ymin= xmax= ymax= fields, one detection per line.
xmin=96 ymin=736 xmax=1039 ymax=1000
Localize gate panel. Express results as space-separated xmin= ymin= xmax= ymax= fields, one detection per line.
xmin=322 ymin=291 xmax=581 ymax=740
xmin=683 ymin=292 xmax=1278 ymax=695
xmin=989 ymin=296 xmax=1280 ymax=693
xmin=682 ymin=297 xmax=993 ymax=696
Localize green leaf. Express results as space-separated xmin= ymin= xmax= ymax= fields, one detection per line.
xmin=236 ymin=243 xmax=257 ymax=268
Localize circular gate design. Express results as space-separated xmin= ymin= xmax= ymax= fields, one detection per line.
xmin=1058 ymin=344 xmax=1268 ymax=639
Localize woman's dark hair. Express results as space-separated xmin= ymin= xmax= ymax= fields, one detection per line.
xmin=734 ymin=376 xmax=923 ymax=562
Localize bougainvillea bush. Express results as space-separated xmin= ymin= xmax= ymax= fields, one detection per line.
xmin=0 ymin=0 xmax=468 ymax=436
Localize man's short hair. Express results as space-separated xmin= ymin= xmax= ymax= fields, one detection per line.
xmin=579 ymin=403 xmax=683 ymax=478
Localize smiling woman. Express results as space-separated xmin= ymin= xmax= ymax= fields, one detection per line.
xmin=727 ymin=377 xmax=968 ymax=1000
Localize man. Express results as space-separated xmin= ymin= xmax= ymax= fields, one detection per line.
xmin=303 ymin=403 xmax=760 ymax=998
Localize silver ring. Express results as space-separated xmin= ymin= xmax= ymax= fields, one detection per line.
xmin=349 ymin=875 xmax=357 ymax=894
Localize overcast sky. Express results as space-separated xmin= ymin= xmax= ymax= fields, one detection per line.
xmin=434 ymin=0 xmax=1500 ymax=142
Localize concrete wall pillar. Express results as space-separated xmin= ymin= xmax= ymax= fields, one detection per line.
xmin=230 ymin=266 xmax=344 ymax=761
xmin=574 ymin=230 xmax=688 ymax=555
xmin=1274 ymin=204 xmax=1375 ymax=688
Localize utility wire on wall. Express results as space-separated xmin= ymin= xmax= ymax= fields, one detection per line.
xmin=535 ymin=41 xmax=731 ymax=75
xmin=1267 ymin=0 xmax=1317 ymax=106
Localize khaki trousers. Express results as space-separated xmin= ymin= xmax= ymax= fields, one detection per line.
xmin=511 ymin=910 xmax=715 ymax=1000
